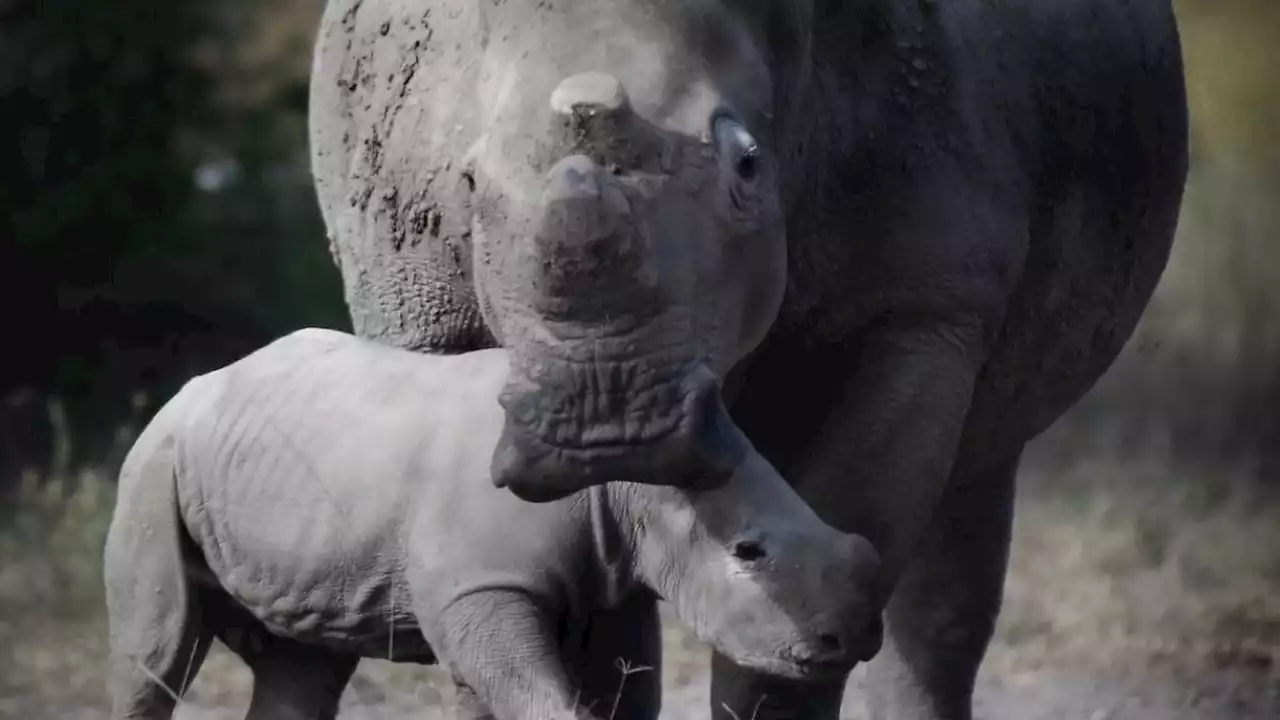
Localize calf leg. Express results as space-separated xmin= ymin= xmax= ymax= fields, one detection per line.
xmin=104 ymin=448 xmax=213 ymax=719
xmin=863 ymin=452 xmax=1020 ymax=720
xmin=104 ymin=584 xmax=212 ymax=720
xmin=568 ymin=591 xmax=662 ymax=720
xmin=448 ymin=592 xmax=661 ymax=720
xmin=430 ymin=590 xmax=585 ymax=720
xmin=233 ymin=630 xmax=358 ymax=720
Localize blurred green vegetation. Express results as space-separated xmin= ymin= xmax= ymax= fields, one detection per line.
xmin=1054 ymin=0 xmax=1280 ymax=477
xmin=0 ymin=0 xmax=346 ymax=480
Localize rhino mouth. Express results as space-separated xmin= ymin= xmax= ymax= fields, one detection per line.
xmin=489 ymin=355 xmax=748 ymax=502
xmin=726 ymin=651 xmax=854 ymax=684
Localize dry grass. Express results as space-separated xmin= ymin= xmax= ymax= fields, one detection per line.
xmin=995 ymin=448 xmax=1280 ymax=684
xmin=1 ymin=415 xmax=1276 ymax=719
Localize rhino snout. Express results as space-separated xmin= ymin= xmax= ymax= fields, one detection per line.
xmin=526 ymin=154 xmax=666 ymax=324
xmin=827 ymin=533 xmax=886 ymax=663
xmin=780 ymin=531 xmax=885 ymax=671
xmin=782 ymin=632 xmax=853 ymax=679
xmin=785 ymin=609 xmax=885 ymax=678
xmin=538 ymin=154 xmax=632 ymax=254
xmin=489 ymin=365 xmax=748 ymax=502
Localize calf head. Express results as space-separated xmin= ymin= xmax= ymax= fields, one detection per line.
xmin=465 ymin=0 xmax=803 ymax=501
xmin=621 ymin=447 xmax=885 ymax=680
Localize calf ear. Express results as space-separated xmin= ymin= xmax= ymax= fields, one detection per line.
xmin=588 ymin=486 xmax=631 ymax=608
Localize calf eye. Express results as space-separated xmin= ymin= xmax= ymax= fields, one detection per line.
xmin=732 ymin=540 xmax=768 ymax=562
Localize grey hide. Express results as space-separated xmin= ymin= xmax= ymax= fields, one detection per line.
xmin=309 ymin=1 xmax=1189 ymax=718
xmin=102 ymin=328 xmax=882 ymax=720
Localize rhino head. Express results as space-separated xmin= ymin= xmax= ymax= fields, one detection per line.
xmin=466 ymin=2 xmax=795 ymax=502
xmin=617 ymin=446 xmax=885 ymax=679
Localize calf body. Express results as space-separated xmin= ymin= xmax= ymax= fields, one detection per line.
xmin=103 ymin=328 xmax=880 ymax=720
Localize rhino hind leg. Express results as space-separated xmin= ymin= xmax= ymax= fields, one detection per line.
xmin=233 ymin=629 xmax=358 ymax=720
xmin=104 ymin=589 xmax=213 ymax=720
xmin=863 ymin=452 xmax=1020 ymax=720
xmin=103 ymin=563 xmax=213 ymax=720
xmin=104 ymin=438 xmax=214 ymax=719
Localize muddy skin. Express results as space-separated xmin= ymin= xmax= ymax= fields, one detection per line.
xmin=310 ymin=1 xmax=1189 ymax=719
xmin=311 ymin=0 xmax=789 ymax=501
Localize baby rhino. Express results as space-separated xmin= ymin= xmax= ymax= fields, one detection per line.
xmin=103 ymin=328 xmax=882 ymax=720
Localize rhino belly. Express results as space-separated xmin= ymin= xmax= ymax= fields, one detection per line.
xmin=181 ymin=490 xmax=430 ymax=659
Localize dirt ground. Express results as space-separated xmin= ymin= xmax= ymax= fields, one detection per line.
xmin=7 ymin=627 xmax=1277 ymax=720
xmin=2 ymin=439 xmax=1278 ymax=719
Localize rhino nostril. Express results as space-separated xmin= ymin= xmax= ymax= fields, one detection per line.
xmin=732 ymin=540 xmax=767 ymax=562
xmin=817 ymin=633 xmax=843 ymax=655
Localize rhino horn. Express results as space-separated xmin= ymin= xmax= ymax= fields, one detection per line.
xmin=550 ymin=72 xmax=633 ymax=121
xmin=550 ymin=72 xmax=639 ymax=158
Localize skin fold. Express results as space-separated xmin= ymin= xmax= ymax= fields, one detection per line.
xmin=309 ymin=1 xmax=1190 ymax=717
xmin=102 ymin=328 xmax=882 ymax=720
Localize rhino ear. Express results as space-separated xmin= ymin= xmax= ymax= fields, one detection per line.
xmin=588 ymin=486 xmax=632 ymax=607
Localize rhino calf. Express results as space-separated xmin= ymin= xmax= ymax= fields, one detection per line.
xmin=103 ymin=328 xmax=881 ymax=720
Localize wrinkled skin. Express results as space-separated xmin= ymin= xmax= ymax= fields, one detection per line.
xmin=102 ymin=329 xmax=882 ymax=720
xmin=310 ymin=1 xmax=1189 ymax=718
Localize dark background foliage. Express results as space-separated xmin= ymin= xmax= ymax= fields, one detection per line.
xmin=0 ymin=0 xmax=347 ymax=479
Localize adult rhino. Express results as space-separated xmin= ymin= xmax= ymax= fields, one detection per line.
xmin=309 ymin=1 xmax=1189 ymax=719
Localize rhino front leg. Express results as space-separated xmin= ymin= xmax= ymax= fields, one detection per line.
xmin=568 ymin=591 xmax=663 ymax=720
xmin=862 ymin=452 xmax=1018 ymax=720
xmin=430 ymin=591 xmax=589 ymax=720
xmin=715 ymin=308 xmax=1001 ymax=719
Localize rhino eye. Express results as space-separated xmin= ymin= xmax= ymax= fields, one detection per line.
xmin=712 ymin=113 xmax=760 ymax=182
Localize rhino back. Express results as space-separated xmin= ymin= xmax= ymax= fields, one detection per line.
xmin=311 ymin=0 xmax=492 ymax=352
xmin=169 ymin=329 xmax=476 ymax=650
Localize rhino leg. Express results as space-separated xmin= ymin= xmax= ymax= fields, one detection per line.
xmin=104 ymin=586 xmax=212 ymax=720
xmin=236 ymin=631 xmax=358 ymax=720
xmin=445 ymin=594 xmax=664 ymax=720
xmin=567 ymin=591 xmax=662 ymax=720
xmin=862 ymin=453 xmax=1019 ymax=720
xmin=428 ymin=590 xmax=583 ymax=720
xmin=707 ymin=453 xmax=1020 ymax=720
xmin=104 ymin=436 xmax=214 ymax=719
